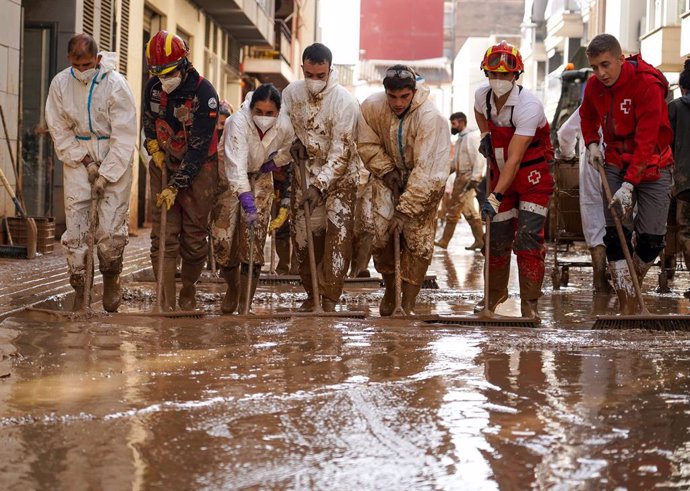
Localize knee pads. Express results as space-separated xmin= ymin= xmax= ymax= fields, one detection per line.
xmin=603 ymin=226 xmax=632 ymax=262
xmin=635 ymin=233 xmax=665 ymax=263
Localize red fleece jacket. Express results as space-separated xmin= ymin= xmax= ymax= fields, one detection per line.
xmin=580 ymin=54 xmax=673 ymax=185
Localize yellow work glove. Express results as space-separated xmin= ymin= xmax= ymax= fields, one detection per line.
xmin=268 ymin=207 xmax=289 ymax=232
xmin=156 ymin=186 xmax=178 ymax=210
xmin=146 ymin=139 xmax=166 ymax=169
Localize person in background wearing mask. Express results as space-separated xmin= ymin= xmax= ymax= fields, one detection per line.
xmin=281 ymin=43 xmax=361 ymax=312
xmin=435 ymin=111 xmax=485 ymax=251
xmin=474 ymin=41 xmax=554 ymax=321
xmin=358 ymin=64 xmax=450 ymax=315
xmin=580 ymin=34 xmax=673 ymax=314
xmin=142 ymin=30 xmax=219 ymax=311
xmin=220 ymin=84 xmax=294 ymax=312
xmin=45 ymin=33 xmax=136 ymax=312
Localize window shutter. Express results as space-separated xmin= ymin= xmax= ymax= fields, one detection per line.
xmin=83 ymin=0 xmax=95 ymax=37
xmin=119 ymin=0 xmax=130 ymax=76
xmin=99 ymin=0 xmax=113 ymax=51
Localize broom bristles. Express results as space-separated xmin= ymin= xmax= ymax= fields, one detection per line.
xmin=593 ymin=315 xmax=690 ymax=331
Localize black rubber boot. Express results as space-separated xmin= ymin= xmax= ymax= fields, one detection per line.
xmin=179 ymin=262 xmax=204 ymax=311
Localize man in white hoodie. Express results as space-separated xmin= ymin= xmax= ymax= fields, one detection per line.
xmin=281 ymin=43 xmax=361 ymax=312
xmin=358 ymin=65 xmax=451 ymax=315
xmin=45 ymin=34 xmax=136 ymax=312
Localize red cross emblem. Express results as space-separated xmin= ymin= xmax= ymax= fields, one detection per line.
xmin=528 ymin=169 xmax=541 ymax=185
xmin=620 ymin=98 xmax=632 ymax=114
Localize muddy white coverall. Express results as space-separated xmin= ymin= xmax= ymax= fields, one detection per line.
xmin=213 ymin=94 xmax=294 ymax=268
xmin=282 ymin=71 xmax=360 ymax=303
xmin=446 ymin=129 xmax=485 ymax=221
xmin=557 ymin=108 xmax=606 ymax=248
xmin=45 ymin=52 xmax=136 ymax=276
xmin=358 ymin=85 xmax=451 ymax=285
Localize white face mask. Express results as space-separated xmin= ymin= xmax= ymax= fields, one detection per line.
xmin=489 ymin=79 xmax=514 ymax=98
xmin=160 ymin=75 xmax=182 ymax=94
xmin=253 ymin=115 xmax=276 ymax=133
xmin=73 ymin=67 xmax=97 ymax=84
xmin=305 ymin=78 xmax=327 ymax=96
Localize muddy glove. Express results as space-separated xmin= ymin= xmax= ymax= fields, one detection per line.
xmin=156 ymin=186 xmax=178 ymax=210
xmin=290 ymin=139 xmax=309 ymax=162
xmin=260 ymin=159 xmax=279 ymax=174
xmin=479 ymin=132 xmax=493 ymax=160
xmin=146 ymin=139 xmax=166 ymax=170
xmin=300 ymin=185 xmax=321 ymax=213
xmin=93 ymin=176 xmax=107 ymax=199
xmin=382 ymin=170 xmax=403 ymax=193
xmin=387 ymin=210 xmax=407 ymax=235
xmin=269 ymin=206 xmax=289 ymax=232
xmin=463 ymin=178 xmax=480 ymax=193
xmin=85 ymin=162 xmax=100 ymax=184
xmin=587 ymin=143 xmax=603 ymax=168
xmin=239 ymin=191 xmax=259 ymax=227
xmin=481 ymin=192 xmax=502 ymax=219
xmin=610 ymin=181 xmax=634 ymax=216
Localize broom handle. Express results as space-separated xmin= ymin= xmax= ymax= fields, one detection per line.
xmin=83 ymin=184 xmax=98 ymax=310
xmin=155 ymin=165 xmax=168 ymax=313
xmin=596 ymin=162 xmax=649 ymax=315
xmin=243 ymin=174 xmax=255 ymax=315
xmin=392 ymin=188 xmax=404 ymax=314
xmin=483 ymin=169 xmax=492 ymax=316
xmin=298 ymin=158 xmax=323 ymax=313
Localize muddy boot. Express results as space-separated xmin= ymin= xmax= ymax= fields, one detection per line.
xmin=275 ymin=237 xmax=291 ymax=275
xmin=474 ymin=260 xmax=510 ymax=313
xmin=632 ymin=253 xmax=654 ymax=287
xmin=152 ymin=258 xmax=177 ymax=312
xmin=466 ymin=218 xmax=485 ymax=251
xmin=380 ymin=273 xmax=397 ymax=316
xmin=435 ymin=220 xmax=457 ymax=249
xmin=518 ymin=272 xmax=542 ymax=324
xmin=401 ymin=281 xmax=422 ymax=315
xmin=609 ymin=260 xmax=638 ymax=315
xmin=350 ymin=233 xmax=373 ymax=277
xmin=590 ymin=245 xmax=613 ymax=295
xmin=102 ymin=273 xmax=122 ymax=313
xmin=237 ymin=264 xmax=260 ymax=313
xmin=298 ymin=296 xmax=314 ymax=312
xmin=220 ymin=266 xmax=240 ymax=314
xmin=322 ymin=296 xmax=337 ymax=312
xmin=70 ymin=274 xmax=86 ymax=312
xmin=520 ymin=299 xmax=540 ymax=323
xmin=179 ymin=262 xmax=203 ymax=310
xmin=289 ymin=246 xmax=300 ymax=275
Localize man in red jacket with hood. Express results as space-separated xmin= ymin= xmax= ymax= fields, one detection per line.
xmin=580 ymin=34 xmax=674 ymax=314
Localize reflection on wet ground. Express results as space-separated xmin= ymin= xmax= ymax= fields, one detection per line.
xmin=2 ymin=230 xmax=690 ymax=489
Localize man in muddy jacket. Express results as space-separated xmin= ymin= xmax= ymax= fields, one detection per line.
xmin=580 ymin=34 xmax=673 ymax=314
xmin=281 ymin=43 xmax=360 ymax=312
xmin=358 ymin=65 xmax=451 ymax=315
xmin=45 ymin=34 xmax=136 ymax=312
xmin=142 ymin=31 xmax=219 ymax=311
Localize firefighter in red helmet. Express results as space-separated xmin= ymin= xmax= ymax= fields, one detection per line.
xmin=143 ymin=30 xmax=220 ymax=311
xmin=474 ymin=40 xmax=555 ymax=322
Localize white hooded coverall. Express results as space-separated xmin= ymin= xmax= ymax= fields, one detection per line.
xmin=211 ymin=93 xmax=294 ymax=267
xmin=358 ymin=85 xmax=451 ymax=284
xmin=445 ymin=128 xmax=485 ymax=222
xmin=281 ymin=71 xmax=360 ymax=302
xmin=45 ymin=52 xmax=136 ymax=276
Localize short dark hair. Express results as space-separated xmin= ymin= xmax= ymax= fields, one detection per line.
xmin=680 ymin=58 xmax=690 ymax=91
xmin=250 ymin=83 xmax=281 ymax=112
xmin=68 ymin=33 xmax=99 ymax=57
xmin=586 ymin=34 xmax=622 ymax=58
xmin=302 ymin=43 xmax=332 ymax=67
xmin=383 ymin=64 xmax=417 ymax=91
xmin=450 ymin=112 xmax=467 ymax=123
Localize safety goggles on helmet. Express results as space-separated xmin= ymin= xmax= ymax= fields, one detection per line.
xmin=484 ymin=51 xmax=519 ymax=72
xmin=149 ymin=60 xmax=182 ymax=76
xmin=385 ymin=67 xmax=415 ymax=80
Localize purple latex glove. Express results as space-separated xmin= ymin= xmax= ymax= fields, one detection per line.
xmin=239 ymin=191 xmax=258 ymax=226
xmin=260 ymin=159 xmax=279 ymax=174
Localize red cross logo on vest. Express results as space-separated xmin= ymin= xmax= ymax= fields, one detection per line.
xmin=528 ymin=169 xmax=541 ymax=185
xmin=620 ymin=98 xmax=632 ymax=114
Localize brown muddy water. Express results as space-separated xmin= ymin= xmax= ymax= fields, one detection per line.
xmin=2 ymin=236 xmax=690 ymax=489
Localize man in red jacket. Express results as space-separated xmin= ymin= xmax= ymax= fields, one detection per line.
xmin=580 ymin=34 xmax=674 ymax=314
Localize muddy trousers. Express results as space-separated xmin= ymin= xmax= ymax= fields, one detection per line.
xmin=149 ymin=160 xmax=218 ymax=307
xmin=676 ymin=200 xmax=690 ymax=275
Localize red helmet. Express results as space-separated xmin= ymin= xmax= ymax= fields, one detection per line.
xmin=481 ymin=41 xmax=524 ymax=74
xmin=146 ymin=31 xmax=189 ymax=76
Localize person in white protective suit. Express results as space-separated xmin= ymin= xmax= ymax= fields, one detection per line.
xmin=557 ymin=107 xmax=613 ymax=294
xmin=358 ymin=64 xmax=451 ymax=315
xmin=212 ymin=84 xmax=294 ymax=313
xmin=281 ymin=43 xmax=361 ymax=312
xmin=45 ymin=34 xmax=136 ymax=312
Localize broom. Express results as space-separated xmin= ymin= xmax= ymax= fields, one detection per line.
xmin=592 ymin=162 xmax=690 ymax=330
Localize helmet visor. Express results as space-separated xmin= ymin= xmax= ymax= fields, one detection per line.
xmin=149 ymin=60 xmax=181 ymax=76
xmin=486 ymin=52 xmax=518 ymax=72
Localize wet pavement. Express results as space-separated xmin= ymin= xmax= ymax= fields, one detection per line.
xmin=2 ymin=220 xmax=690 ymax=489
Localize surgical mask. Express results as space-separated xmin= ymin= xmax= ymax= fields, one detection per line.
xmin=306 ymin=78 xmax=327 ymax=96
xmin=489 ymin=79 xmax=514 ymax=98
xmin=73 ymin=67 xmax=97 ymax=84
xmin=253 ymin=115 xmax=277 ymax=133
xmin=160 ymin=74 xmax=182 ymax=94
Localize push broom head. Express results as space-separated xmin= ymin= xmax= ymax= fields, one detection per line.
xmin=424 ymin=315 xmax=539 ymax=328
xmin=593 ymin=314 xmax=690 ymax=331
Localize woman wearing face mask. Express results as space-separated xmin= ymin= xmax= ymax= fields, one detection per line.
xmin=219 ymin=84 xmax=295 ymax=313
xmin=472 ymin=41 xmax=555 ymax=322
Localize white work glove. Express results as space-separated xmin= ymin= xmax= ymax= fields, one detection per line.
xmin=587 ymin=143 xmax=603 ymax=168
xmin=610 ymin=181 xmax=634 ymax=216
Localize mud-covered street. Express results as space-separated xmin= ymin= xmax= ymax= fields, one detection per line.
xmin=2 ymin=230 xmax=690 ymax=489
